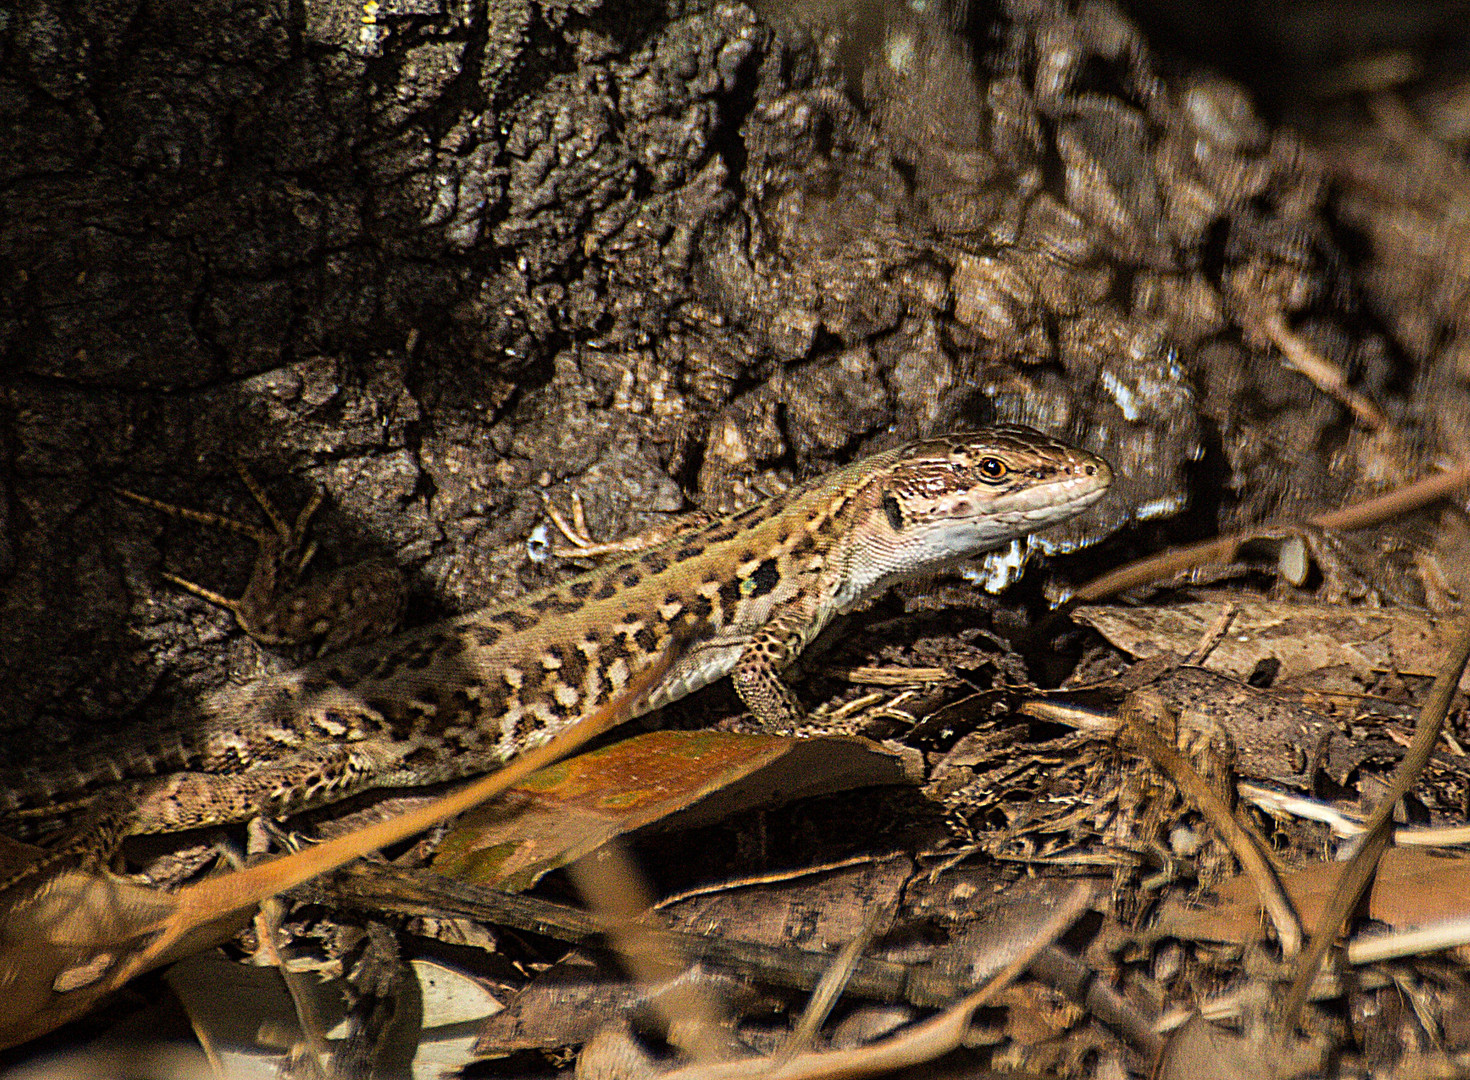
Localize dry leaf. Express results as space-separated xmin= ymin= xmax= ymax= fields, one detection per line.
xmin=1074 ymin=594 xmax=1470 ymax=689
xmin=1157 ymin=849 xmax=1470 ymax=944
xmin=433 ymin=733 xmax=922 ymax=890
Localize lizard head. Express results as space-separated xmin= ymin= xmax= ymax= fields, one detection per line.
xmin=832 ymin=425 xmax=1112 ymax=605
xmin=880 ymin=424 xmax=1112 ymax=544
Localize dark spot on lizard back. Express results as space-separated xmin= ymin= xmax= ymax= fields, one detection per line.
xmin=621 ymin=569 xmax=641 ymax=589
xmin=789 ymin=534 xmax=817 ymax=559
xmin=471 ymin=625 xmax=501 ymax=649
xmin=529 ymin=594 xmax=584 ymax=616
xmin=718 ymin=578 xmax=742 ymax=611
xmin=402 ymin=646 xmax=435 ymax=672
xmin=404 ymin=639 xmax=444 ymax=670
xmin=513 ymin=711 xmax=547 ymax=746
xmin=595 ymin=580 xmax=618 ymax=600
xmin=675 ymin=542 xmax=705 ymax=562
xmin=370 ymin=645 xmax=414 ymax=676
xmin=469 ymin=683 xmax=510 ymax=724
xmin=569 ymin=580 xmax=594 ymax=600
xmin=488 ymin=609 xmax=536 ymax=632
xmin=634 ymin=626 xmax=658 ymax=652
xmin=641 ymin=551 xmax=670 ymax=573
xmin=560 ymin=646 xmax=588 ymax=688
xmin=731 ymin=503 xmax=767 ymax=526
xmin=748 ymin=558 xmax=780 ymax=599
xmin=363 ymin=699 xmax=395 ymax=726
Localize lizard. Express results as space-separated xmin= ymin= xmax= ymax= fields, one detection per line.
xmin=0 ymin=425 xmax=1111 ymax=861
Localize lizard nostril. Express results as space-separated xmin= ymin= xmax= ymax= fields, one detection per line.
xmin=1085 ymin=465 xmax=1095 ymax=476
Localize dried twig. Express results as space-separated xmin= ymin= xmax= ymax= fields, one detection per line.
xmin=1276 ymin=612 xmax=1470 ymax=1034
xmin=646 ymin=883 xmax=1097 ymax=1080
xmin=1119 ymin=693 xmax=1302 ymax=957
xmin=1258 ymin=311 xmax=1388 ymax=430
xmin=1070 ymin=461 xmax=1470 ymax=603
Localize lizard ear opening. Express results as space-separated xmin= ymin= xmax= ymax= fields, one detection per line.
xmin=881 ymin=493 xmax=904 ymax=531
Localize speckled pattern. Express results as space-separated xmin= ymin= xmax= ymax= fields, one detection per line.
xmin=1 ymin=427 xmax=1108 ymax=849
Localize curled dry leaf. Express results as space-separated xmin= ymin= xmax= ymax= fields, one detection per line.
xmin=433 ymin=732 xmax=922 ymax=891
xmin=1074 ymin=594 xmax=1470 ymax=690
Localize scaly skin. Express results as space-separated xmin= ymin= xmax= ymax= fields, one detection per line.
xmin=0 ymin=425 xmax=1110 ymax=845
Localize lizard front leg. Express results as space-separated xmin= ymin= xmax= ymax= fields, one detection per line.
xmin=729 ymin=611 xmax=815 ymax=733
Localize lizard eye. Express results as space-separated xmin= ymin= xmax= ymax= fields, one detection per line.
xmin=881 ymin=493 xmax=904 ymax=531
xmin=977 ymin=457 xmax=1008 ymax=483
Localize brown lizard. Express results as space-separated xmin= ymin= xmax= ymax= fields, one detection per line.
xmin=0 ymin=426 xmax=1110 ymax=856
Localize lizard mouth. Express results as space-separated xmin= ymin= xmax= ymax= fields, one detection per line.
xmin=1002 ymin=459 xmax=1114 ymax=555
xmin=967 ymin=483 xmax=1107 ymax=539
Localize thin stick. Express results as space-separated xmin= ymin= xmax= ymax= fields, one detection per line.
xmin=1120 ymin=693 xmax=1302 ymax=957
xmin=1276 ymin=612 xmax=1470 ymax=1033
xmin=1071 ymin=461 xmax=1470 ymax=603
